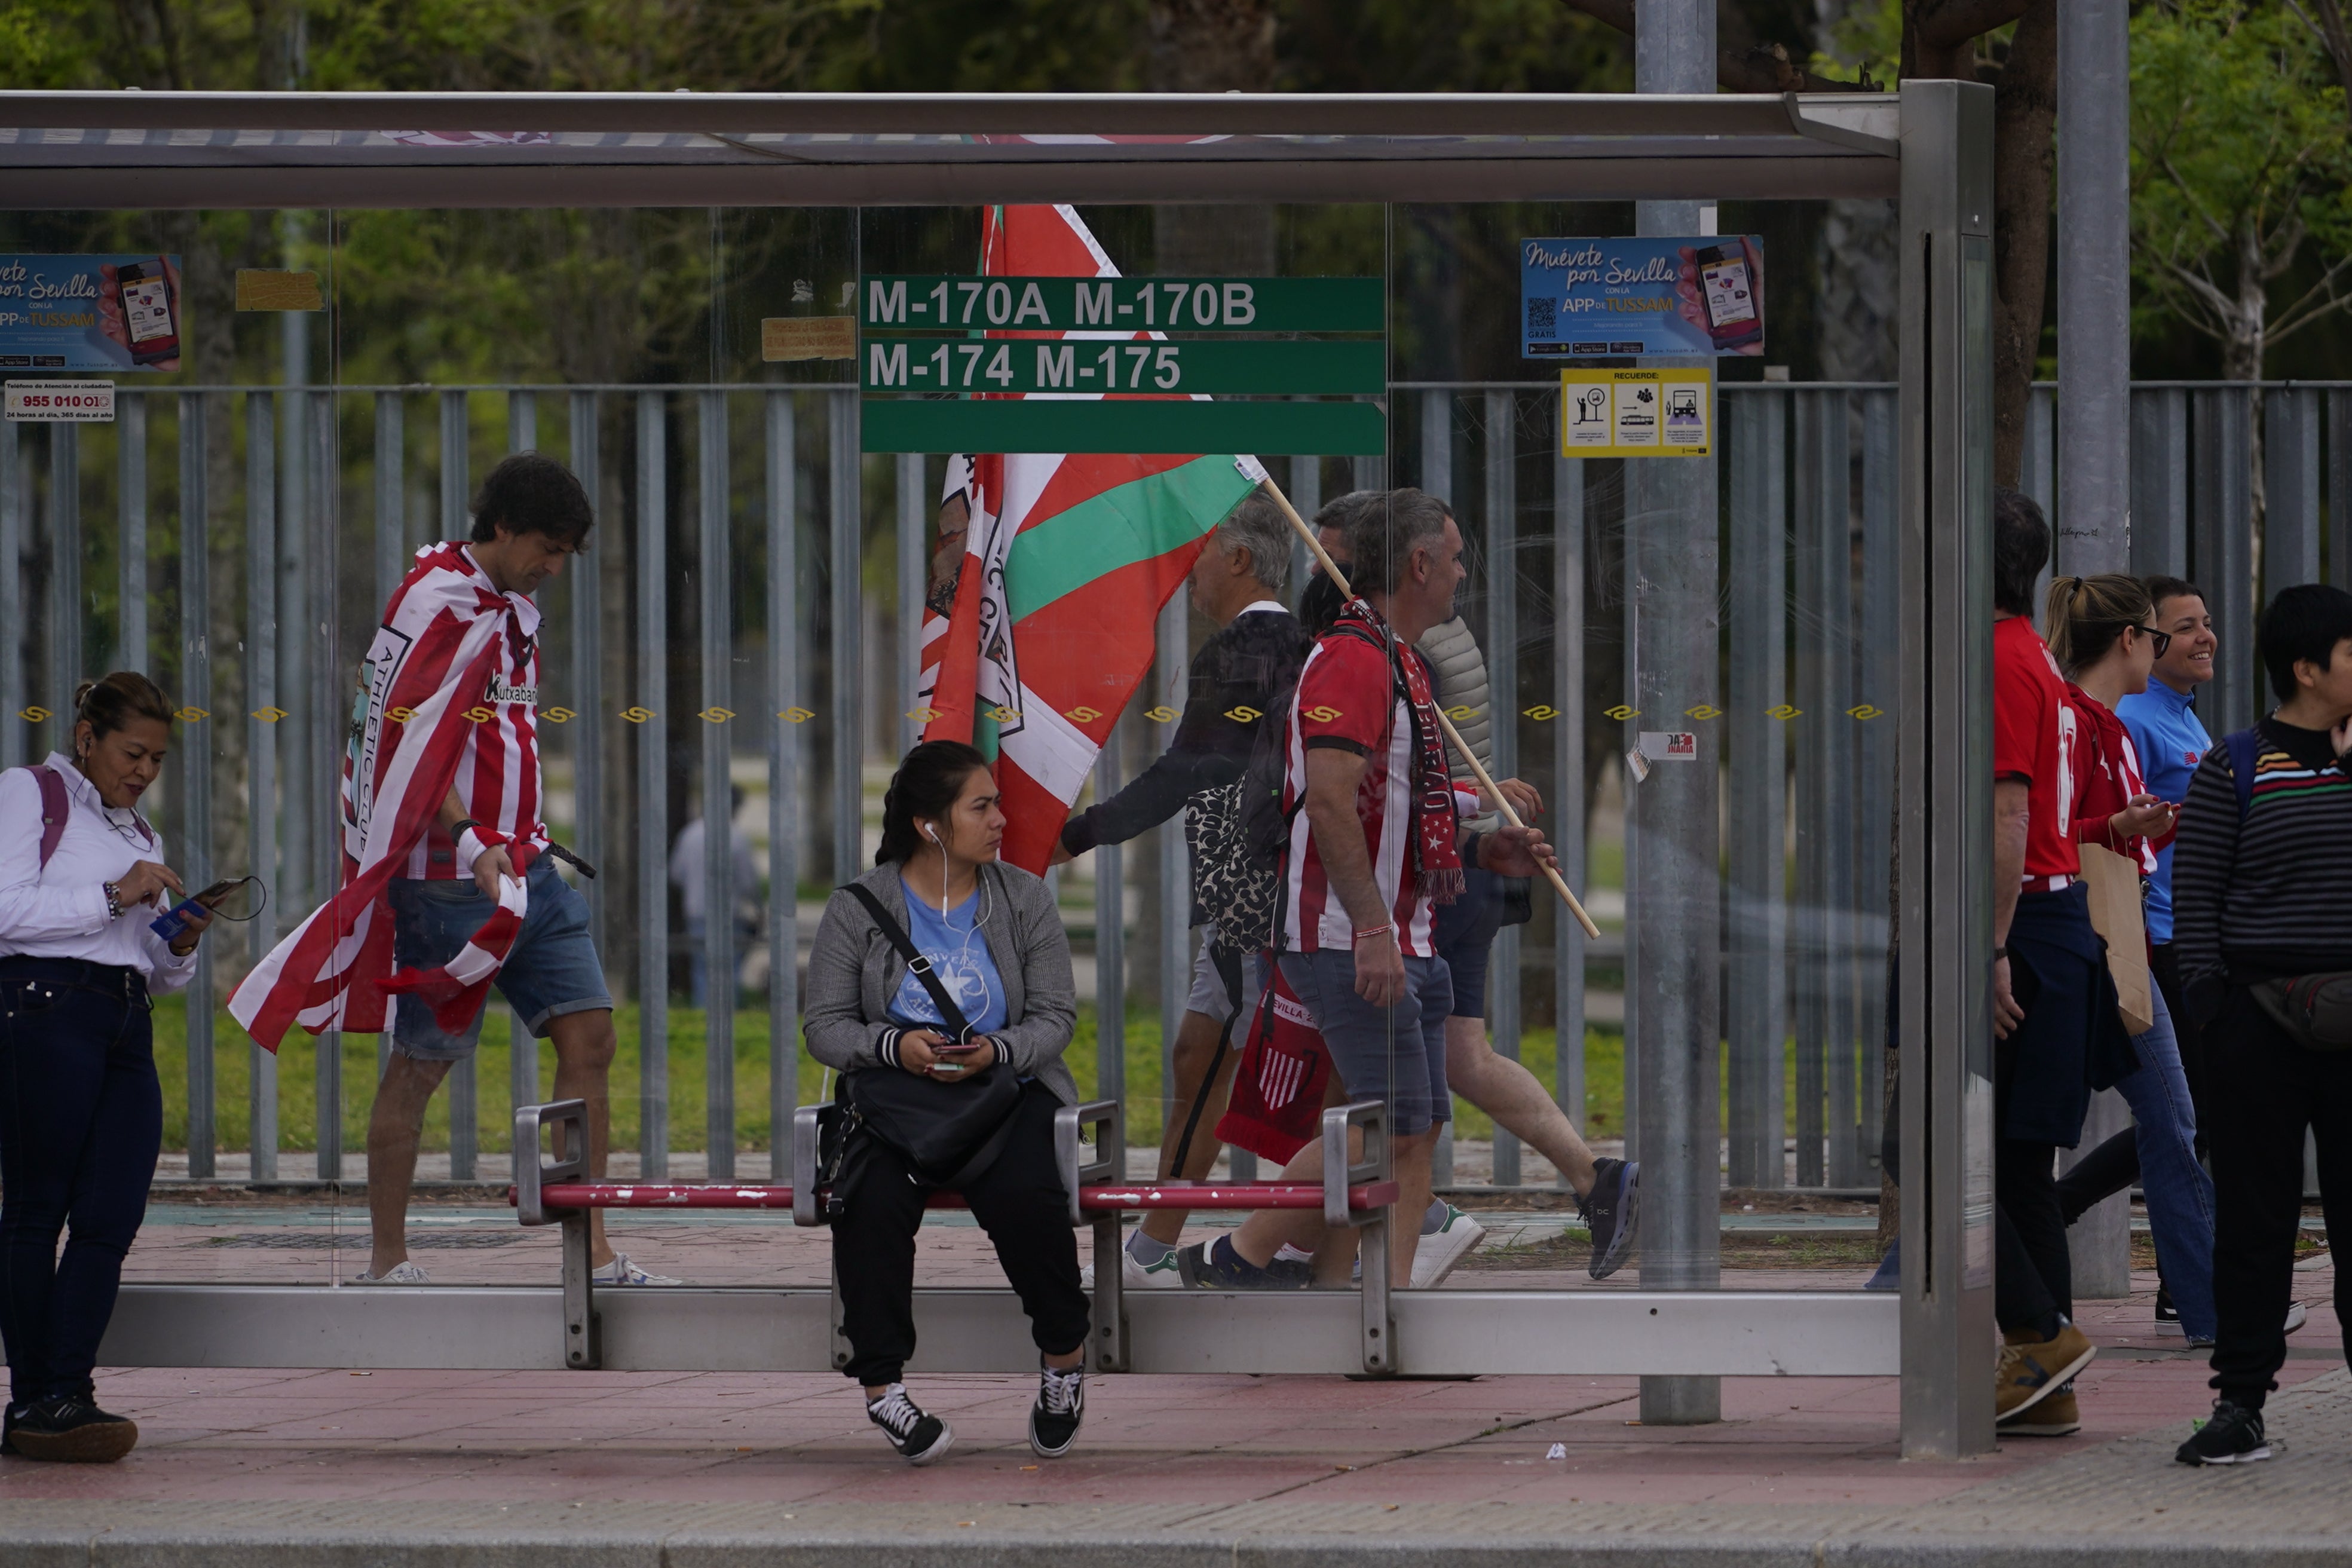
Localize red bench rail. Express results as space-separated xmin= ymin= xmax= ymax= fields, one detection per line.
xmin=516 ymin=1180 xmax=1401 ymax=1214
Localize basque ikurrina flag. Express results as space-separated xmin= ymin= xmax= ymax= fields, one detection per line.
xmin=918 ymin=203 xmax=1266 ymax=872
xmin=230 ymin=545 xmax=544 ymax=1051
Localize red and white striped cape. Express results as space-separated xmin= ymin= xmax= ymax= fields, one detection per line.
xmin=231 ymin=545 xmax=543 ymax=1052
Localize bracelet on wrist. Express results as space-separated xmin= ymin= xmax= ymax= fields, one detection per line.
xmin=1353 ymin=922 xmax=1395 ymax=942
xmin=103 ymin=881 xmax=122 ymax=921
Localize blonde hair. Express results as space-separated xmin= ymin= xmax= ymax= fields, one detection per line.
xmin=2044 ymin=574 xmax=2155 ymax=678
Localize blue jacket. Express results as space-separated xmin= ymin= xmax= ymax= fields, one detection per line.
xmin=2115 ymin=679 xmax=2211 ymax=944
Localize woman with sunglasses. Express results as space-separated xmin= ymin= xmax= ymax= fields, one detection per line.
xmin=2039 ymin=576 xmax=2220 ymax=1375
xmin=0 ymin=673 xmax=215 ymax=1462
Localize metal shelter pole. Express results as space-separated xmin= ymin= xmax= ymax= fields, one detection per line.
xmin=568 ymin=394 xmax=605 ymax=984
xmin=1897 ymin=77 xmax=1999 ymax=1460
xmin=179 ymin=393 xmax=215 ymax=1178
xmin=373 ymin=382 xmax=404 ymax=1108
xmin=1484 ymin=388 xmax=1521 ymax=1187
xmin=766 ymin=392 xmax=801 ymax=1178
xmin=638 ymin=391 xmax=670 ymax=1178
xmin=1425 ymin=390 xmax=1455 ymax=1188
xmin=1155 ymin=592 xmax=1187 ymax=1122
xmin=0 ymin=424 xmax=20 ymax=773
xmin=437 ymin=391 xmax=476 ymax=1181
xmin=1551 ymin=448 xmax=1586 ymax=1152
xmin=699 ymin=390 xmax=735 ymax=1179
xmin=2192 ymin=390 xmax=2256 ymax=737
xmin=1630 ymin=0 xmax=1720 ymax=1426
xmin=118 ymin=392 xmax=147 ymax=670
xmin=1726 ymin=390 xmax=1787 ymax=1189
xmin=50 ymin=422 xmax=82 ymax=757
xmin=896 ymin=452 xmax=924 ymax=759
xmin=2131 ymin=389 xmax=2189 ymax=580
xmin=244 ymin=393 xmax=278 ymax=1182
xmin=829 ymin=390 xmax=861 ymax=888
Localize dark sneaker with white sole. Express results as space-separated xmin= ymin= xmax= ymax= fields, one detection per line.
xmin=1580 ymin=1157 xmax=1640 ymax=1279
xmin=866 ymin=1383 xmax=953 ymax=1466
xmin=1030 ymin=1361 xmax=1085 ymax=1457
xmin=2176 ymin=1401 xmax=2270 ymax=1466
xmin=1 ymin=1391 xmax=138 ymax=1463
xmin=1177 ymin=1235 xmax=1304 ymax=1290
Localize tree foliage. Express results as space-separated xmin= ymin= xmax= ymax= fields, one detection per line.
xmin=2131 ymin=0 xmax=2352 ymax=381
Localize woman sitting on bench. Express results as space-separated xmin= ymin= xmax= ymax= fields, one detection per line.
xmin=804 ymin=740 xmax=1088 ymax=1466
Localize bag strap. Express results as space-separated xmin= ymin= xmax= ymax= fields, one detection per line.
xmin=30 ymin=765 xmax=68 ymax=871
xmin=841 ymin=880 xmax=978 ymax=1043
xmin=1168 ymin=944 xmax=1247 ymax=1177
xmin=940 ymin=1097 xmax=1026 ymax=1190
xmin=2226 ymin=726 xmax=2261 ymax=826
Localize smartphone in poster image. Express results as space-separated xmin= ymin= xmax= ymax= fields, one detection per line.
xmin=0 ymin=255 xmax=185 ymax=373
xmin=1521 ymin=236 xmax=1765 ymax=360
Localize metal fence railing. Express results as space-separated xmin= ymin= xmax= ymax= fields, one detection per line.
xmin=1 ymin=379 xmax=2333 ymax=1193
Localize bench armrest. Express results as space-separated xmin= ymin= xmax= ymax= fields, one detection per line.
xmin=1322 ymin=1100 xmax=1389 ymax=1229
xmin=792 ymin=1104 xmax=829 ymax=1228
xmin=1055 ymin=1100 xmax=1123 ymax=1228
xmin=514 ymin=1100 xmax=588 ymax=1227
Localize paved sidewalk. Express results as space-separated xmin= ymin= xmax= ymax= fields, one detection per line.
xmin=1 ymin=1263 xmax=2342 ymax=1565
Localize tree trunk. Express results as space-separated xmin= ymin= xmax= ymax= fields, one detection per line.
xmin=1988 ymin=0 xmax=2057 ymax=488
xmin=1147 ymin=0 xmax=1276 ymax=92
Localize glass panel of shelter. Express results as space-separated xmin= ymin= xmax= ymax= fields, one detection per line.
xmin=0 ymin=192 xmax=1907 ymax=1302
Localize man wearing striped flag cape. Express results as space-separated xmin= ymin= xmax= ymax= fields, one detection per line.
xmin=229 ymin=455 xmax=666 ymax=1288
xmin=916 ymin=203 xmax=1267 ymax=872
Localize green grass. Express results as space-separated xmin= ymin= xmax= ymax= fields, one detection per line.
xmin=152 ymin=997 xmax=1826 ymax=1160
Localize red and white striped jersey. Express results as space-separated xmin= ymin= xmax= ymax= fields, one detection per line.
xmin=1279 ymin=630 xmax=1438 ymax=957
xmin=350 ymin=543 xmax=550 ymax=881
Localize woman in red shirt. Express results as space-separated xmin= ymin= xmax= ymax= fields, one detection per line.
xmin=2045 ymin=573 xmax=2217 ymax=1361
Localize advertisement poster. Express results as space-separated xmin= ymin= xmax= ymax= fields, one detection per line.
xmin=1559 ymin=368 xmax=1713 ymax=458
xmin=1522 ymin=236 xmax=1763 ymax=359
xmin=0 ymin=255 xmax=185 ymax=372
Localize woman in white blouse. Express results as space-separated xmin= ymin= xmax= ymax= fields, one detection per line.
xmin=0 ymin=672 xmax=213 ymax=1463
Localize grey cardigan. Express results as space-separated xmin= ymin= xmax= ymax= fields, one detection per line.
xmin=802 ymin=859 xmax=1080 ymax=1107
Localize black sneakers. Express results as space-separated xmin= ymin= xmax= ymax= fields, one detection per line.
xmin=1580 ymin=1157 xmax=1641 ymax=1279
xmin=2176 ymin=1401 xmax=2270 ymax=1466
xmin=865 ymin=1383 xmax=953 ymax=1466
xmin=1177 ymin=1235 xmax=1306 ymax=1289
xmin=1 ymin=1391 xmax=139 ymax=1463
xmin=1030 ymin=1361 xmax=1085 ymax=1458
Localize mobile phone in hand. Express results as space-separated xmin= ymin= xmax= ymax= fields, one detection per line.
xmin=148 ymin=878 xmax=238 ymax=942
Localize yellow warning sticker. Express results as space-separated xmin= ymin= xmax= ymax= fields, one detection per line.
xmin=763 ymin=316 xmax=857 ymax=362
xmin=235 ymin=270 xmax=324 ymax=311
xmin=1558 ymin=368 xmax=1711 ymax=458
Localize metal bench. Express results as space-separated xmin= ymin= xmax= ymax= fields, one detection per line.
xmin=512 ymin=1095 xmax=1399 ymax=1376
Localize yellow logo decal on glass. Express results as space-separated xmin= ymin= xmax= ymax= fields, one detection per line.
xmin=985 ymin=705 xmax=1021 ymax=724
xmin=1684 ymin=704 xmax=1723 ymax=721
xmin=1847 ymin=703 xmax=1884 ymax=721
xmin=782 ymin=707 xmax=817 ymax=723
xmin=1145 ymin=705 xmax=1179 ymax=723
xmin=251 ymin=706 xmax=289 ymax=722
xmin=387 ymin=706 xmax=416 ymax=724
xmin=1064 ymin=705 xmax=1103 ymax=723
xmin=1523 ymin=705 xmax=1558 ymax=722
xmin=1768 ymin=704 xmax=1802 ymax=721
xmin=697 ymin=707 xmax=736 ymax=724
xmin=1223 ymin=705 xmax=1261 ymax=724
xmin=542 ymin=706 xmax=575 ymax=723
xmin=620 ymin=706 xmax=657 ymax=724
xmin=1444 ymin=704 xmax=1479 ymax=722
xmin=16 ymin=706 xmax=48 ymax=722
xmin=464 ymin=706 xmax=495 ymax=724
xmin=1301 ymin=704 xmax=1344 ymax=724
xmin=174 ymin=706 xmax=209 ymax=722
xmin=1604 ymin=705 xmax=1639 ymax=721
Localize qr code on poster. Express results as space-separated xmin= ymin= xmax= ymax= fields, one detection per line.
xmin=1527 ymin=296 xmax=1556 ymax=336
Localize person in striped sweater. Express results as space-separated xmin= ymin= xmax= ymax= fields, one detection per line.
xmin=2170 ymin=583 xmax=2352 ymax=1466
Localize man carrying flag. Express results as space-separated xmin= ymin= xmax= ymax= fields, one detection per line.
xmin=231 ymin=454 xmax=669 ymax=1287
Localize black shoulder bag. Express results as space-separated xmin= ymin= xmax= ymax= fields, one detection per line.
xmin=831 ymin=881 xmax=1025 ymax=1191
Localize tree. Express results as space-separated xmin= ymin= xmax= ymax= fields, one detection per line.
xmin=2132 ymin=1 xmax=2352 ymax=383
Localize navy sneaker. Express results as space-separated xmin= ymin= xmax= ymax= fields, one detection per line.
xmin=2176 ymin=1401 xmax=2269 ymax=1466
xmin=1176 ymin=1234 xmax=1304 ymax=1290
xmin=1579 ymin=1157 xmax=1640 ymax=1279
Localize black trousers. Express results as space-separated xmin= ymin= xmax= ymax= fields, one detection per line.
xmin=832 ymin=1079 xmax=1091 ymax=1388
xmin=1994 ymin=1139 xmax=2071 ymax=1334
xmin=0 ymin=966 xmax=161 ymax=1406
xmin=2206 ymin=988 xmax=2352 ymax=1410
xmin=2057 ymin=943 xmax=2213 ymax=1220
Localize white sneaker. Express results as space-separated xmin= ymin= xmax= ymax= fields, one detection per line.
xmin=2284 ymin=1300 xmax=2308 ymax=1336
xmin=1409 ymin=1205 xmax=1485 ymax=1290
xmin=352 ymin=1260 xmax=432 ymax=1285
xmin=592 ymin=1252 xmax=679 ymax=1285
xmin=1080 ymin=1243 xmax=1183 ymax=1291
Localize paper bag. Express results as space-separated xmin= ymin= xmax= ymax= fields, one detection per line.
xmin=2077 ymin=842 xmax=2154 ymax=1036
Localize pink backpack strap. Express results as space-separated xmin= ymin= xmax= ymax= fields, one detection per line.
xmin=29 ymin=765 xmax=69 ymax=871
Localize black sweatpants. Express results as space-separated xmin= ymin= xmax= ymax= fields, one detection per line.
xmin=2206 ymin=988 xmax=2352 ymax=1411
xmin=832 ymin=1079 xmax=1090 ymax=1388
xmin=1994 ymin=1139 xmax=2071 ymax=1334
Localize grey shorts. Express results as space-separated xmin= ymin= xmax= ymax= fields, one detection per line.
xmin=1275 ymin=948 xmax=1453 ymax=1137
xmin=1184 ymin=924 xmax=1267 ymax=1026
xmin=387 ymin=858 xmax=612 ymax=1061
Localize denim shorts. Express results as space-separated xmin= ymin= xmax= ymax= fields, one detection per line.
xmin=1183 ymin=924 xmax=1266 ymax=1026
xmin=387 ymin=858 xmax=611 ymax=1061
xmin=1275 ymin=948 xmax=1452 ymax=1136
xmin=1431 ymin=868 xmax=1505 ymax=1020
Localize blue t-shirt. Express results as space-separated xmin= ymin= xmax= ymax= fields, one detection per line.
xmin=889 ymin=881 xmax=1008 ymax=1037
xmin=2115 ymin=679 xmax=2211 ymax=945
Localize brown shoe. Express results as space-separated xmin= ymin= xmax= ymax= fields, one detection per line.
xmin=1998 ymin=1383 xmax=2080 ymax=1436
xmin=1995 ymin=1324 xmax=2096 ymax=1422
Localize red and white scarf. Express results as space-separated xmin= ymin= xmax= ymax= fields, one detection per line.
xmin=1334 ymin=599 xmax=1464 ymax=905
xmin=231 ymin=547 xmax=537 ymax=1052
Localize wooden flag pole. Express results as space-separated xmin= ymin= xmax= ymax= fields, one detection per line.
xmin=1254 ymin=477 xmax=1602 ymax=941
